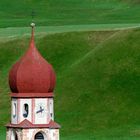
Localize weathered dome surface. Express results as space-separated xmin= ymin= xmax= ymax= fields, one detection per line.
xmin=9 ymin=25 xmax=56 ymax=96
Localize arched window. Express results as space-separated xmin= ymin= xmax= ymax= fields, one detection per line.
xmin=35 ymin=132 xmax=44 ymax=140
xmin=15 ymin=133 xmax=18 ymax=140
xmin=11 ymin=131 xmax=18 ymax=140
xmin=13 ymin=103 xmax=16 ymax=118
xmin=23 ymin=103 xmax=29 ymax=118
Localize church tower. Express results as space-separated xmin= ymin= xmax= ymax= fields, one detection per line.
xmin=6 ymin=23 xmax=60 ymax=140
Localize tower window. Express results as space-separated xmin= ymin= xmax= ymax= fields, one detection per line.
xmin=50 ymin=113 xmax=53 ymax=117
xmin=15 ymin=133 xmax=18 ymax=140
xmin=11 ymin=131 xmax=18 ymax=140
xmin=23 ymin=104 xmax=29 ymax=118
xmin=13 ymin=103 xmax=16 ymax=118
xmin=35 ymin=132 xmax=44 ymax=140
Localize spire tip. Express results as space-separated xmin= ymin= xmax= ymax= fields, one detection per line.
xmin=30 ymin=23 xmax=35 ymax=28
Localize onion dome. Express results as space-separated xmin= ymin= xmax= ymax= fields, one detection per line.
xmin=9 ymin=23 xmax=56 ymax=97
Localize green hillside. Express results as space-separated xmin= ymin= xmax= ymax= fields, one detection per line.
xmin=0 ymin=28 xmax=140 ymax=139
xmin=0 ymin=0 xmax=140 ymax=27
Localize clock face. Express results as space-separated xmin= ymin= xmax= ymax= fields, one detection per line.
xmin=35 ymin=103 xmax=46 ymax=118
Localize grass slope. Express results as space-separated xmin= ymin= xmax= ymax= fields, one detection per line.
xmin=0 ymin=28 xmax=140 ymax=139
xmin=0 ymin=0 xmax=140 ymax=27
xmin=0 ymin=23 xmax=140 ymax=40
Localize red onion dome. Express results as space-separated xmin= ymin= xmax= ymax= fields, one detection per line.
xmin=9 ymin=23 xmax=56 ymax=96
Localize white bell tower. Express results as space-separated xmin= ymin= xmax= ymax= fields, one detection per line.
xmin=6 ymin=23 xmax=60 ymax=140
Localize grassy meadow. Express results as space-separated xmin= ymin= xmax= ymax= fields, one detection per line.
xmin=0 ymin=28 xmax=140 ymax=139
xmin=0 ymin=0 xmax=140 ymax=27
